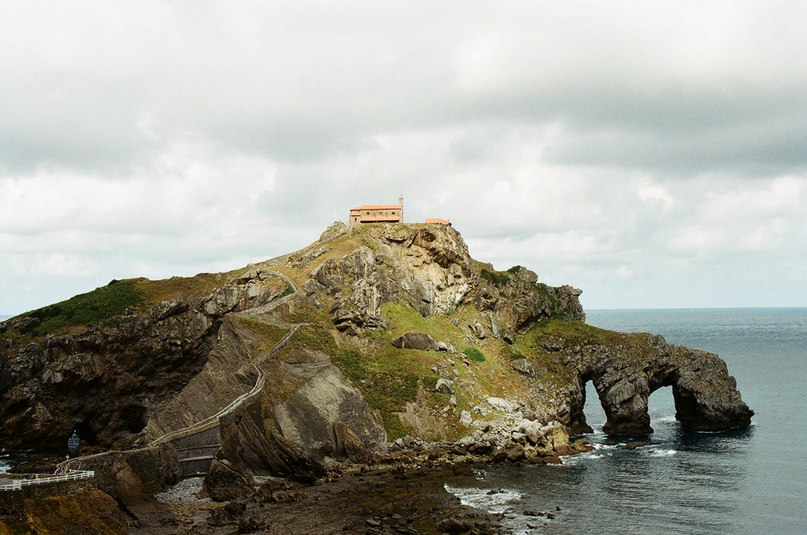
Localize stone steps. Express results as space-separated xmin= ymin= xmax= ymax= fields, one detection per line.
xmin=177 ymin=454 xmax=216 ymax=479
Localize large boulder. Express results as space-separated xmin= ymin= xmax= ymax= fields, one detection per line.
xmin=392 ymin=332 xmax=438 ymax=351
xmin=204 ymin=458 xmax=255 ymax=502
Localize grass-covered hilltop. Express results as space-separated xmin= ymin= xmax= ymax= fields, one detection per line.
xmin=0 ymin=222 xmax=752 ymax=488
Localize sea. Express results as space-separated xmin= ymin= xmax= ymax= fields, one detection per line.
xmin=444 ymin=308 xmax=807 ymax=534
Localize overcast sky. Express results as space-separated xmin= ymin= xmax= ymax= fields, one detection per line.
xmin=2 ymin=1 xmax=806 ymax=316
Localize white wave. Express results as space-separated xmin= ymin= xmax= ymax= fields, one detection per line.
xmin=561 ymin=448 xmax=612 ymax=465
xmin=646 ymin=448 xmax=678 ymax=457
xmin=444 ymin=484 xmax=523 ymax=514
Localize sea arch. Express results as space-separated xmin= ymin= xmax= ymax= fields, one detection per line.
xmin=562 ymin=339 xmax=753 ymax=436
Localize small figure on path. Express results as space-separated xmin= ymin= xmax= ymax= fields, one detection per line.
xmin=67 ymin=429 xmax=80 ymax=457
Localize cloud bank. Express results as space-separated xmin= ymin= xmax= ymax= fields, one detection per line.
xmin=2 ymin=1 xmax=806 ymax=314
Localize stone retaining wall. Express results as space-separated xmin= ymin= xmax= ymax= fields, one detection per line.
xmin=0 ymin=472 xmax=96 ymax=516
xmin=61 ymin=444 xmax=177 ymax=497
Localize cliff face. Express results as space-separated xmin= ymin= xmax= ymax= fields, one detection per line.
xmin=0 ymin=222 xmax=752 ymax=478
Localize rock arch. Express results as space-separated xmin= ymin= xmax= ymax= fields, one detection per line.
xmin=561 ymin=334 xmax=753 ymax=436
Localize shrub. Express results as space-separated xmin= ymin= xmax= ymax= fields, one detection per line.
xmin=280 ymin=285 xmax=295 ymax=298
xmin=462 ymin=346 xmax=486 ymax=362
xmin=480 ymin=269 xmax=510 ymax=287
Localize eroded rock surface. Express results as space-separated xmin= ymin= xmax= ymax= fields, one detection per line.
xmin=543 ymin=329 xmax=754 ymax=435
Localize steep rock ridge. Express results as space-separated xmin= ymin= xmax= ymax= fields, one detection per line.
xmin=145 ymin=317 xmax=259 ymax=439
xmin=308 ymin=223 xmax=583 ymax=335
xmin=0 ymin=269 xmax=292 ymax=450
xmin=311 ymin=224 xmax=477 ymax=333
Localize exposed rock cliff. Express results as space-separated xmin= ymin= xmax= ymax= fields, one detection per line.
xmin=0 ymin=222 xmax=752 ymax=485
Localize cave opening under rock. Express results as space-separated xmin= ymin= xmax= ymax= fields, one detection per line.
xmin=578 ymin=380 xmax=681 ymax=437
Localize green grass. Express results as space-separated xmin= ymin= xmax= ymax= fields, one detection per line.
xmin=9 ymin=280 xmax=144 ymax=338
xmin=508 ymin=351 xmax=527 ymax=361
xmin=462 ymin=346 xmax=486 ymax=362
xmin=380 ymin=301 xmax=462 ymax=341
xmin=137 ymin=270 xmax=239 ymax=304
xmin=422 ymin=375 xmax=439 ymax=391
xmin=332 ymin=349 xmax=420 ymax=439
xmin=232 ymin=316 xmax=289 ymax=353
xmin=279 ymin=285 xmax=295 ymax=298
xmin=287 ymin=323 xmax=338 ymax=353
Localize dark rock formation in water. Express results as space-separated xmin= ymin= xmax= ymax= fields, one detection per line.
xmin=550 ymin=330 xmax=754 ymax=435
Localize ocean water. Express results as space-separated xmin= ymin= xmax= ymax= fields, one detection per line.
xmin=445 ymin=308 xmax=807 ymax=534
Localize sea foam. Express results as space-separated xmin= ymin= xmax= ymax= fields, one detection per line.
xmin=443 ymin=484 xmax=523 ymax=514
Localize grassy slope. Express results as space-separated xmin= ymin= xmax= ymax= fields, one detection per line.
xmin=330 ymin=302 xmax=544 ymax=440
xmin=0 ymin=269 xmax=242 ymax=344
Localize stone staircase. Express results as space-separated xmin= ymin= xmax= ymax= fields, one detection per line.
xmin=147 ymin=268 xmax=300 ymax=479
xmin=173 ymin=426 xmax=221 ymax=479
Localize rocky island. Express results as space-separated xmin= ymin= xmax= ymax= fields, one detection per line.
xmin=0 ymin=222 xmax=752 ymax=533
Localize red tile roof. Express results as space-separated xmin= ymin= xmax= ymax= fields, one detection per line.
xmin=350 ymin=205 xmax=401 ymax=211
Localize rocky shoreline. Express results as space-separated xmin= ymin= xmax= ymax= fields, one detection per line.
xmin=2 ymin=422 xmax=590 ymax=534
xmin=136 ymin=464 xmax=506 ymax=534
xmin=130 ymin=438 xmax=591 ymax=535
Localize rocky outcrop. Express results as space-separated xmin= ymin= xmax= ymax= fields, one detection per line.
xmin=273 ymin=365 xmax=387 ymax=458
xmin=474 ymin=265 xmax=585 ymax=332
xmin=0 ymin=303 xmax=219 ymax=450
xmin=204 ymin=458 xmax=255 ymax=502
xmin=217 ymin=396 xmax=326 ymax=483
xmin=310 ymin=225 xmax=584 ymax=336
xmin=216 ymin=356 xmax=385 ymax=482
xmin=668 ymin=345 xmax=755 ymax=431
xmin=312 ymin=226 xmax=471 ymax=331
xmin=542 ymin=329 xmax=754 ymax=435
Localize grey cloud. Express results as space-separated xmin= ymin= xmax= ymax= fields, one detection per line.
xmin=545 ymin=117 xmax=807 ymax=176
xmin=2 ymin=1 xmax=807 ymax=313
